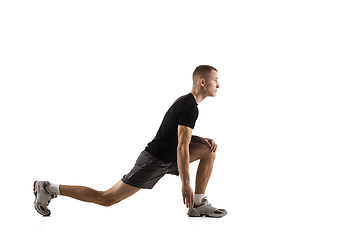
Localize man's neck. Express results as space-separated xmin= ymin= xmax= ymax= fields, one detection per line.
xmin=190 ymin=88 xmax=207 ymax=104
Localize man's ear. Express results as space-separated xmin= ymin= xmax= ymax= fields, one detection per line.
xmin=200 ymin=78 xmax=206 ymax=87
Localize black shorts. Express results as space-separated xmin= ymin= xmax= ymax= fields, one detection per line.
xmin=121 ymin=150 xmax=179 ymax=189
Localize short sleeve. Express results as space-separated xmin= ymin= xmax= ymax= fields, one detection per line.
xmin=178 ymin=105 xmax=198 ymax=129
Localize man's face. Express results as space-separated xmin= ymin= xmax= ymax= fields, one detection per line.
xmin=203 ymin=70 xmax=220 ymax=97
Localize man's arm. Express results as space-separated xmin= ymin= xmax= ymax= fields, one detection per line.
xmin=177 ymin=125 xmax=194 ymax=208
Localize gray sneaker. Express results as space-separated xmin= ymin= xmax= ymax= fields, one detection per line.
xmin=187 ymin=197 xmax=227 ymax=218
xmin=33 ymin=181 xmax=57 ymax=216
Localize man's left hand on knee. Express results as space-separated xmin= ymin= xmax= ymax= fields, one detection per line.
xmin=202 ymin=138 xmax=217 ymax=153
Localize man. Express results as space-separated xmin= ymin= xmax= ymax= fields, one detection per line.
xmin=34 ymin=65 xmax=227 ymax=218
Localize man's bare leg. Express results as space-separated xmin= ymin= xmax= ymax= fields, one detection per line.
xmin=187 ymin=142 xmax=227 ymax=217
xmin=189 ymin=142 xmax=216 ymax=194
xmin=60 ymin=180 xmax=140 ymax=207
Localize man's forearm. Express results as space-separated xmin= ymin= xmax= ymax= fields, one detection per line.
xmin=177 ymin=148 xmax=190 ymax=185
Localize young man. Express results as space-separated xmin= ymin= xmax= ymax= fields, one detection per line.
xmin=34 ymin=65 xmax=227 ymax=218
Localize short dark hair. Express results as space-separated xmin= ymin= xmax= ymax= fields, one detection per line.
xmin=192 ymin=65 xmax=218 ymax=82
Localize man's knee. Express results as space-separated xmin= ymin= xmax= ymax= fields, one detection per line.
xmin=99 ymin=198 xmax=120 ymax=207
xmin=211 ymin=151 xmax=216 ymax=160
xmin=98 ymin=193 xmax=121 ymax=207
xmin=206 ymin=150 xmax=216 ymax=161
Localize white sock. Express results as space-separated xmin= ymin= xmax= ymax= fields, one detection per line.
xmin=49 ymin=183 xmax=60 ymax=196
xmin=194 ymin=194 xmax=206 ymax=206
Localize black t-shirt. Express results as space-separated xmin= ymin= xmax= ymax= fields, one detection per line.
xmin=145 ymin=93 xmax=199 ymax=163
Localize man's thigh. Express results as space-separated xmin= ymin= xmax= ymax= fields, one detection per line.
xmin=189 ymin=142 xmax=212 ymax=163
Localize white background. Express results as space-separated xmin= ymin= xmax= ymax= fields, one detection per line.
xmin=1 ymin=0 xmax=360 ymax=239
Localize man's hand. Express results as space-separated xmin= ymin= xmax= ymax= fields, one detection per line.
xmin=202 ymin=138 xmax=217 ymax=153
xmin=182 ymin=184 xmax=194 ymax=208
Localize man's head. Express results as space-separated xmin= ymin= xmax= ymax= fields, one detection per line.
xmin=192 ymin=65 xmax=219 ymax=97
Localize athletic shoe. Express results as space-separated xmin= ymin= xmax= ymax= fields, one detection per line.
xmin=187 ymin=197 xmax=227 ymax=218
xmin=33 ymin=181 xmax=57 ymax=216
